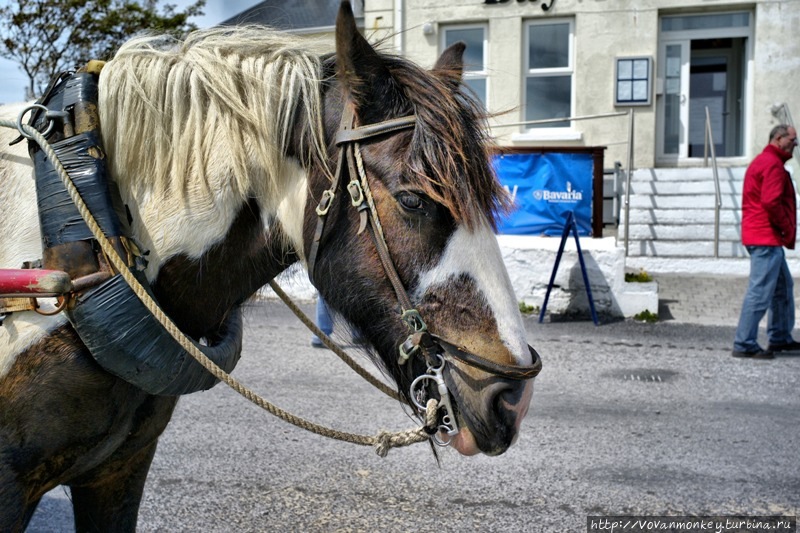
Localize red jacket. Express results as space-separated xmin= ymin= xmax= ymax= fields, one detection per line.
xmin=741 ymin=143 xmax=797 ymax=249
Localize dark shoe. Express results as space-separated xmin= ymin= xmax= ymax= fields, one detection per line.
xmin=311 ymin=339 xmax=328 ymax=349
xmin=732 ymin=348 xmax=774 ymax=359
xmin=767 ymin=340 xmax=800 ymax=352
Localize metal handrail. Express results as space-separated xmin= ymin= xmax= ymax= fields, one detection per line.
xmin=703 ymin=106 xmax=722 ymax=258
xmin=624 ymin=109 xmax=634 ymax=257
xmin=491 ymin=111 xmax=629 ymax=129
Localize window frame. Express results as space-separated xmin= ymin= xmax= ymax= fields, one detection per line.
xmin=440 ymin=23 xmax=489 ymax=108
xmin=522 ymin=18 xmax=575 ymax=133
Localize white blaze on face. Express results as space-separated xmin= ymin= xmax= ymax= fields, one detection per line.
xmin=414 ymin=219 xmax=531 ymax=365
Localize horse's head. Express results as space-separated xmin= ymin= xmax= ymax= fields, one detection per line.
xmin=300 ymin=1 xmax=539 ymax=456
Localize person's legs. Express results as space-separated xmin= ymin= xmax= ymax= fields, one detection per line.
xmin=311 ymin=296 xmax=333 ymax=347
xmin=767 ymin=252 xmax=795 ymax=345
xmin=733 ymin=246 xmax=782 ymax=352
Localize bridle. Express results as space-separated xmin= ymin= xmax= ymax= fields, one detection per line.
xmin=307 ymin=104 xmax=542 ymax=442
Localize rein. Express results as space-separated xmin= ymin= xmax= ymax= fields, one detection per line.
xmin=307 ymin=105 xmax=542 ymax=442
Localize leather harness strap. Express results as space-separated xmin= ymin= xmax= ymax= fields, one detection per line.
xmin=307 ymin=105 xmax=356 ymax=282
xmin=334 ymin=115 xmax=416 ymax=145
xmin=434 ymin=336 xmax=542 ymax=381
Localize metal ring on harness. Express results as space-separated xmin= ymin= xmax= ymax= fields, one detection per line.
xmin=16 ymin=104 xmax=58 ymax=140
xmin=409 ymin=353 xmax=459 ymax=445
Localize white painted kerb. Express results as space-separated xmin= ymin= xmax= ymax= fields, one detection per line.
xmin=262 ymin=236 xmax=658 ymax=319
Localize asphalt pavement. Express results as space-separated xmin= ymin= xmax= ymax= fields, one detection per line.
xmin=25 ymin=279 xmax=800 ymax=532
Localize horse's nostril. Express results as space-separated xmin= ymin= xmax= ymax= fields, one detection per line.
xmin=489 ymin=381 xmax=522 ymax=425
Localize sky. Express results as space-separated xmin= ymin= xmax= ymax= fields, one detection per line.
xmin=0 ymin=0 xmax=262 ymax=104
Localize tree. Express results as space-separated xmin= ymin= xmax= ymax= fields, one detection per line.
xmin=0 ymin=0 xmax=205 ymax=100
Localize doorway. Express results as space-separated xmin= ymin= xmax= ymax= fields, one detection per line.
xmin=657 ymin=12 xmax=751 ymax=163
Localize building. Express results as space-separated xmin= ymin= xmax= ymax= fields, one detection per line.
xmin=366 ymin=0 xmax=798 ymax=169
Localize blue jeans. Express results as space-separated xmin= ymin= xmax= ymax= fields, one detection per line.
xmin=734 ymin=246 xmax=796 ymax=352
xmin=311 ymin=296 xmax=333 ymax=344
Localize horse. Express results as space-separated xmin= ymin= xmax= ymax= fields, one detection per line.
xmin=0 ymin=2 xmax=540 ymax=530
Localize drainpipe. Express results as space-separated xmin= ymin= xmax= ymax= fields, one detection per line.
xmin=394 ymin=0 xmax=404 ymax=54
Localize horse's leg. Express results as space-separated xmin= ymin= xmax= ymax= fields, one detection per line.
xmin=70 ymin=441 xmax=158 ymax=532
xmin=69 ymin=394 xmax=177 ymax=533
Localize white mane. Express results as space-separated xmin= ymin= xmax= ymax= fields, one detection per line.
xmin=98 ymin=26 xmax=332 ymax=278
xmin=1 ymin=27 xmax=334 ymax=374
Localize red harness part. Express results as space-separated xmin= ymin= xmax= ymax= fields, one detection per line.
xmin=0 ymin=268 xmax=72 ymax=297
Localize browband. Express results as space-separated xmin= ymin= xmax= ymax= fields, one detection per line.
xmin=335 ymin=116 xmax=416 ymax=145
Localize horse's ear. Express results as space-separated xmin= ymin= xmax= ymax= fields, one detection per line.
xmin=433 ymin=42 xmax=465 ymax=90
xmin=335 ymin=0 xmax=400 ymax=121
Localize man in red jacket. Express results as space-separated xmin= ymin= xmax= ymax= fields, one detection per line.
xmin=733 ymin=124 xmax=799 ymax=359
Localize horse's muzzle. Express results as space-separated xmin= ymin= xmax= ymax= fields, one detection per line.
xmin=441 ymin=347 xmax=536 ymax=456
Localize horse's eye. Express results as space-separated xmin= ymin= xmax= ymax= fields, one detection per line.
xmin=397 ymin=192 xmax=424 ymax=211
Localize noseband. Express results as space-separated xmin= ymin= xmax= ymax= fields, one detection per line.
xmin=307 ymin=104 xmax=542 ymax=440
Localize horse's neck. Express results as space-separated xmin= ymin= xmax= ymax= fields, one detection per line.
xmin=102 ymin=118 xmax=309 ymax=335
xmin=110 ymin=152 xmax=310 ymax=335
xmin=149 ymin=198 xmax=300 ymax=338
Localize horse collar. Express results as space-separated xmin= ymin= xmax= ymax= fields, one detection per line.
xmin=22 ymin=69 xmax=244 ymax=396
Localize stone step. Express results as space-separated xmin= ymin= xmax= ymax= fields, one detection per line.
xmin=620 ymin=208 xmax=742 ymax=225
xmin=623 ymin=180 xmax=743 ymax=195
xmin=625 ymin=256 xmax=800 ymax=276
xmin=626 ymin=223 xmax=741 ymax=241
xmin=626 ymin=240 xmax=749 ymax=258
xmin=626 ymin=193 xmax=741 ymax=209
xmin=630 ymin=167 xmax=746 ymax=181
xmin=626 ymin=239 xmax=800 ymax=258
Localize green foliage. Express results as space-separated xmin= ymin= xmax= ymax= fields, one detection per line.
xmin=518 ymin=301 xmax=539 ymax=315
xmin=625 ymin=268 xmax=653 ymax=283
xmin=0 ymin=0 xmax=205 ymax=100
xmin=633 ymin=309 xmax=658 ymax=323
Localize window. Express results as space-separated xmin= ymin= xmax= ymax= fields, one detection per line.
xmin=442 ymin=25 xmax=488 ymax=108
xmin=615 ymin=57 xmax=652 ymax=106
xmin=524 ymin=19 xmax=574 ymax=129
xmin=661 ymin=12 xmax=749 ymax=32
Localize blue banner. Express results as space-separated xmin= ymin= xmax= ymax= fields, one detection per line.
xmin=493 ymin=152 xmax=594 ymax=236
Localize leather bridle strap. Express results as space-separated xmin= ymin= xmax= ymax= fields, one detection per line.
xmin=335 ymin=116 xmax=416 ymax=144
xmin=307 ymin=106 xmax=354 ymax=282
xmin=345 ymin=125 xmax=542 ymax=380
xmin=306 ymin=108 xmax=417 ymax=285
xmin=433 ymin=335 xmax=542 ymax=380
xmin=345 ymin=142 xmax=417 ymax=317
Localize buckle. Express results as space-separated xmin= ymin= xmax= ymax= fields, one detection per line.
xmin=315 ymin=189 xmax=335 ymax=216
xmin=347 ymin=180 xmax=364 ymax=207
xmin=401 ymin=309 xmax=427 ymax=332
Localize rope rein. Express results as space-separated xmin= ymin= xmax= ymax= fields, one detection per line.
xmin=266 ymin=280 xmax=400 ymax=402
xmin=1 ymin=117 xmax=436 ymax=457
